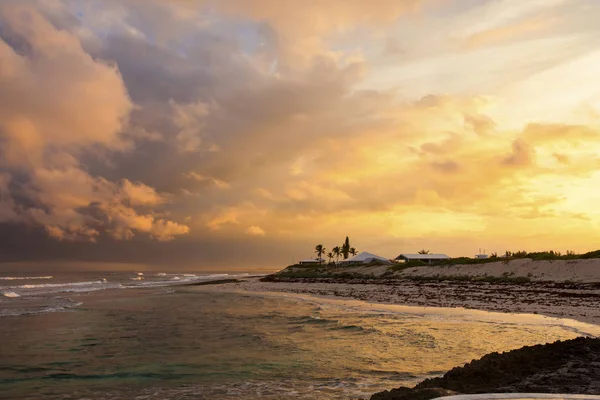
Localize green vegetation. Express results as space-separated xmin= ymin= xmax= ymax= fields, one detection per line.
xmin=264 ymin=263 xmax=381 ymax=280
xmin=405 ymin=275 xmax=532 ymax=284
xmin=312 ymin=237 xmax=358 ymax=265
xmin=440 ymin=249 xmax=599 ymax=266
xmin=333 ymin=246 xmax=341 ymax=263
xmin=342 ymin=236 xmax=351 ymax=260
xmin=326 ymin=251 xmax=334 ymax=264
xmin=314 ymin=244 xmax=325 ymax=263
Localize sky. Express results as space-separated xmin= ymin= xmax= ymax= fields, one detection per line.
xmin=1 ymin=0 xmax=600 ymax=270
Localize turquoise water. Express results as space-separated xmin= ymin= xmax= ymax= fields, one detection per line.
xmin=0 ymin=275 xmax=595 ymax=399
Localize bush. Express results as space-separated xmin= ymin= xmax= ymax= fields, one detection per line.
xmin=581 ymin=250 xmax=600 ymax=259
xmin=403 ymin=274 xmax=531 ymax=284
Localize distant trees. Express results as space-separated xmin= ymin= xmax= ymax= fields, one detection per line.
xmin=315 ymin=244 xmax=325 ymax=264
xmin=313 ymin=237 xmax=356 ymax=265
xmin=333 ymin=246 xmax=341 ymax=263
xmin=418 ymin=249 xmax=430 ymax=254
xmin=342 ymin=236 xmax=350 ymax=259
xmin=326 ymin=252 xmax=334 ymax=264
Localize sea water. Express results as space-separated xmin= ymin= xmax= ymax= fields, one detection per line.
xmin=0 ymin=272 xmax=598 ymax=400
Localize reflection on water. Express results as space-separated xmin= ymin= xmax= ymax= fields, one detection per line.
xmin=0 ymin=287 xmax=590 ymax=399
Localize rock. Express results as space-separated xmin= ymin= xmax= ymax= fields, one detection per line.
xmin=371 ymin=337 xmax=600 ymax=399
xmin=370 ymin=387 xmax=456 ymax=400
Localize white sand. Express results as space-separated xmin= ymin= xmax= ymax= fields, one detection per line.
xmin=315 ymin=258 xmax=600 ymax=283
xmin=397 ymin=258 xmax=600 ymax=283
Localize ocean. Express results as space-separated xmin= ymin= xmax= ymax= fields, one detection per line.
xmin=1 ymin=271 xmax=598 ymax=400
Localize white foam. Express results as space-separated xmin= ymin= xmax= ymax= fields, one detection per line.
xmin=137 ymin=272 xmax=144 ymax=276
xmin=0 ymin=276 xmax=53 ymax=280
xmin=18 ymin=281 xmax=103 ymax=289
xmin=157 ymin=273 xmax=167 ymax=276
xmin=131 ymin=277 xmax=143 ymax=281
xmin=2 ymin=291 xmax=20 ymax=298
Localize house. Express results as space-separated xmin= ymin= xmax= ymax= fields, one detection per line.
xmin=298 ymin=258 xmax=323 ymax=265
xmin=338 ymin=251 xmax=391 ymax=265
xmin=395 ymin=253 xmax=451 ymax=265
xmin=475 ymin=249 xmax=488 ymax=259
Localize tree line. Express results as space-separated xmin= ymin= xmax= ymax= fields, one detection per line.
xmin=314 ymin=237 xmax=357 ymax=264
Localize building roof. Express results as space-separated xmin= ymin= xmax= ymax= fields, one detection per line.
xmin=339 ymin=251 xmax=390 ymax=264
xmin=299 ymin=258 xmax=322 ymax=263
xmin=395 ymin=253 xmax=451 ymax=260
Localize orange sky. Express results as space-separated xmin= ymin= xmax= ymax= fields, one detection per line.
xmin=0 ymin=0 xmax=599 ymax=268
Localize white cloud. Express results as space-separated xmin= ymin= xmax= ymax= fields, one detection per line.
xmin=246 ymin=225 xmax=266 ymax=236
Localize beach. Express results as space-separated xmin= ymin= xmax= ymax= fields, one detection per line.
xmin=204 ymin=276 xmax=600 ymax=326
xmin=232 ymin=258 xmax=600 ymax=326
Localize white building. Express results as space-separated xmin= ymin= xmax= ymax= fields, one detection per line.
xmin=475 ymin=249 xmax=488 ymax=259
xmin=395 ymin=253 xmax=451 ymax=264
xmin=338 ymin=252 xmax=391 ymax=265
xmin=298 ymin=258 xmax=323 ymax=265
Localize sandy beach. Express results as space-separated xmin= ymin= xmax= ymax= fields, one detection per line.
xmin=205 ymin=275 xmax=600 ymax=326
xmin=397 ymin=258 xmax=600 ymax=283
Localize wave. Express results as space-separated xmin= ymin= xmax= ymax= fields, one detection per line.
xmin=0 ymin=276 xmax=53 ymax=280
xmin=2 ymin=292 xmax=20 ymax=298
xmin=18 ymin=281 xmax=103 ymax=289
xmin=0 ymin=297 xmax=82 ymax=318
xmin=0 ymin=302 xmax=82 ymax=318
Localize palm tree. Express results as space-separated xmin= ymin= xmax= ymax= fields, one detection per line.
xmin=333 ymin=246 xmax=341 ymax=263
xmin=327 ymin=252 xmax=334 ymax=264
xmin=349 ymin=247 xmax=357 ymax=257
xmin=418 ymin=249 xmax=430 ymax=254
xmin=342 ymin=236 xmax=350 ymax=259
xmin=315 ymin=244 xmax=325 ymax=264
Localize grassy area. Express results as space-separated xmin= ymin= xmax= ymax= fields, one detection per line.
xmin=441 ymin=249 xmax=600 ymax=265
xmin=403 ymin=274 xmax=532 ymax=284
xmin=263 ymin=249 xmax=600 ymax=282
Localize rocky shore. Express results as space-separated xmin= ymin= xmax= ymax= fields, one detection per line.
xmin=220 ymin=277 xmax=600 ymax=325
xmin=370 ymin=337 xmax=600 ymax=399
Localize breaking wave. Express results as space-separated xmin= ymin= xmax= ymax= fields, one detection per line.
xmin=18 ymin=281 xmax=104 ymax=289
xmin=0 ymin=276 xmax=53 ymax=280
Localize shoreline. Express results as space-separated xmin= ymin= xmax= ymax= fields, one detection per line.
xmin=193 ymin=276 xmax=600 ymax=329
xmin=188 ymin=280 xmax=600 ymax=337
xmin=192 ymin=278 xmax=600 ymax=398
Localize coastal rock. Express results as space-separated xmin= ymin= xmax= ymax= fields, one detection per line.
xmin=370 ymin=387 xmax=456 ymax=400
xmin=370 ymin=337 xmax=600 ymax=399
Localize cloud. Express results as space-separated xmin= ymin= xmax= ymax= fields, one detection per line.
xmin=522 ymin=123 xmax=600 ymax=145
xmin=0 ymin=3 xmax=133 ymax=168
xmin=1 ymin=0 xmax=600 ymax=267
xmin=502 ymin=139 xmax=536 ymax=167
xmin=0 ymin=2 xmax=189 ymax=242
xmin=246 ymin=225 xmax=266 ymax=236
